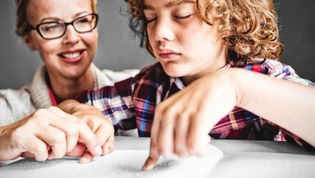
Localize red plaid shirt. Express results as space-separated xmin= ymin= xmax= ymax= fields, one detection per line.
xmin=81 ymin=59 xmax=314 ymax=149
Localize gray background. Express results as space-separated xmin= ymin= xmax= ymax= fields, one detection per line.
xmin=0 ymin=0 xmax=314 ymax=89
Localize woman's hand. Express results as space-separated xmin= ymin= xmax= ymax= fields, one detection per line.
xmin=59 ymin=100 xmax=115 ymax=163
xmin=143 ymin=70 xmax=240 ymax=171
xmin=0 ymin=107 xmax=102 ymax=162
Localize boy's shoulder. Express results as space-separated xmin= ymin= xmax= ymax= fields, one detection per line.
xmin=242 ymin=59 xmax=314 ymax=86
xmin=242 ymin=59 xmax=291 ymax=75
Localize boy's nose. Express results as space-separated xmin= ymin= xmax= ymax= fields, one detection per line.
xmin=154 ymin=19 xmax=175 ymax=42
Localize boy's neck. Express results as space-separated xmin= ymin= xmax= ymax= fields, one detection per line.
xmin=181 ymin=61 xmax=229 ymax=85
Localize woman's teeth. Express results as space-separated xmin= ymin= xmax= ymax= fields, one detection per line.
xmin=63 ymin=52 xmax=80 ymax=59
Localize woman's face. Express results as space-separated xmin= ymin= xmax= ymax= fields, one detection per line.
xmin=144 ymin=0 xmax=227 ymax=84
xmin=24 ymin=0 xmax=98 ymax=80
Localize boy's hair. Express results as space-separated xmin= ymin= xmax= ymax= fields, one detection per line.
xmin=125 ymin=0 xmax=283 ymax=67
xmin=15 ymin=0 xmax=98 ymax=37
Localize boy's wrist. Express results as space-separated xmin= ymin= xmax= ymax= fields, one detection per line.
xmin=223 ymin=68 xmax=246 ymax=108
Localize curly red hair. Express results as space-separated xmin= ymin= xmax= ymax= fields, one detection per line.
xmin=125 ymin=0 xmax=283 ymax=66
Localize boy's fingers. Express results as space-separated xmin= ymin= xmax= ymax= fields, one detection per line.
xmin=142 ymin=107 xmax=163 ymax=171
xmin=142 ymin=141 xmax=160 ymax=171
xmin=142 ymin=153 xmax=159 ymax=171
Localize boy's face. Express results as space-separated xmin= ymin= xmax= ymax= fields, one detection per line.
xmin=144 ymin=0 xmax=227 ymax=84
xmin=24 ymin=0 xmax=98 ymax=80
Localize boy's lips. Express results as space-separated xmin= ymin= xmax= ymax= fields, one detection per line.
xmin=58 ymin=49 xmax=85 ymax=63
xmin=158 ymin=48 xmax=181 ymax=59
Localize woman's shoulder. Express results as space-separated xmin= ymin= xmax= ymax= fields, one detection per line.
xmin=0 ymin=86 xmax=35 ymax=126
xmin=0 ymin=65 xmax=52 ymax=126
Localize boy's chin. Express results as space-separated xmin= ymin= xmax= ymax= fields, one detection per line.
xmin=162 ymin=64 xmax=187 ymax=78
xmin=164 ymin=70 xmax=184 ymax=78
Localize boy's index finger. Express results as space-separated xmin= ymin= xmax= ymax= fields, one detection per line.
xmin=142 ymin=140 xmax=160 ymax=171
xmin=142 ymin=155 xmax=159 ymax=171
xmin=78 ymin=122 xmax=102 ymax=157
xmin=142 ymin=106 xmax=164 ymax=171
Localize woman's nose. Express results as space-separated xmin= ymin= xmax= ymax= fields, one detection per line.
xmin=62 ymin=25 xmax=80 ymax=44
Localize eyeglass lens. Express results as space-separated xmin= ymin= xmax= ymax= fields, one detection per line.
xmin=38 ymin=14 xmax=97 ymax=39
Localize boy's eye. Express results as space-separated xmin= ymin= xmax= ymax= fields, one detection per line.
xmin=145 ymin=17 xmax=157 ymax=23
xmin=174 ymin=14 xmax=194 ymax=20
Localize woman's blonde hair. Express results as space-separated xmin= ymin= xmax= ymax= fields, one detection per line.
xmin=15 ymin=0 xmax=98 ymax=37
xmin=126 ymin=0 xmax=283 ymax=66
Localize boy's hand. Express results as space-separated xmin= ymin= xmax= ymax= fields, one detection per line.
xmin=143 ymin=70 xmax=238 ymax=170
xmin=59 ymin=100 xmax=115 ymax=163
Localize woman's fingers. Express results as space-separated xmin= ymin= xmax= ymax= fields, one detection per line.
xmin=94 ymin=123 xmax=115 ymax=156
xmin=77 ymin=122 xmax=102 ymax=157
xmin=47 ymin=106 xmax=102 ymax=157
xmin=1 ymin=106 xmax=102 ymax=162
xmin=35 ymin=126 xmax=67 ymax=160
xmin=67 ymin=105 xmax=115 ymax=159
xmin=21 ymin=136 xmax=49 ymax=161
xmin=46 ymin=107 xmax=80 ymax=153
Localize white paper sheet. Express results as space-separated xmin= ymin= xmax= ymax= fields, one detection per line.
xmin=0 ymin=145 xmax=223 ymax=178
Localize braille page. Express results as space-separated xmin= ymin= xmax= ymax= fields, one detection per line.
xmin=0 ymin=145 xmax=223 ymax=178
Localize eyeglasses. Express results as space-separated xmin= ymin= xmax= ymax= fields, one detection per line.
xmin=28 ymin=13 xmax=98 ymax=40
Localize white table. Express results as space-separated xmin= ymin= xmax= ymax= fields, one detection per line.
xmin=1 ymin=136 xmax=314 ymax=178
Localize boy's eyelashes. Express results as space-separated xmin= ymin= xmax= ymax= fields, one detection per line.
xmin=145 ymin=17 xmax=157 ymax=23
xmin=174 ymin=13 xmax=194 ymax=19
xmin=145 ymin=13 xmax=195 ymax=23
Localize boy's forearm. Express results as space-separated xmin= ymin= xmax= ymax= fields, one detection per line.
xmin=231 ymin=69 xmax=315 ymax=146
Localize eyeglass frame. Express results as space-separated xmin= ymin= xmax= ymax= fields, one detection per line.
xmin=27 ymin=13 xmax=99 ymax=40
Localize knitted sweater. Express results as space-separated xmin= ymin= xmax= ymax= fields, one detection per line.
xmin=0 ymin=64 xmax=138 ymax=126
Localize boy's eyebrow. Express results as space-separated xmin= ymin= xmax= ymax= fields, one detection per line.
xmin=143 ymin=0 xmax=195 ymax=10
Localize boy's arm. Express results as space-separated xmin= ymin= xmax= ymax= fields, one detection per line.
xmin=234 ymin=69 xmax=315 ymax=147
xmin=143 ymin=68 xmax=315 ymax=171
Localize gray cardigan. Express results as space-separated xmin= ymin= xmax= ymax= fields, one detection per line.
xmin=0 ymin=64 xmax=138 ymax=126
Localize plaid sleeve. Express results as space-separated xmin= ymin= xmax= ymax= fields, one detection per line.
xmin=80 ymin=78 xmax=137 ymax=134
xmin=260 ymin=60 xmax=315 ymax=150
xmin=263 ymin=59 xmax=315 ymax=86
xmin=264 ymin=121 xmax=315 ymax=150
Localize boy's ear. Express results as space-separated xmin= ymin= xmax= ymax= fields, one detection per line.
xmin=23 ymin=34 xmax=36 ymax=51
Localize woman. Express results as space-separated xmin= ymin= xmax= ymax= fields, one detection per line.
xmin=0 ymin=0 xmax=136 ymax=163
